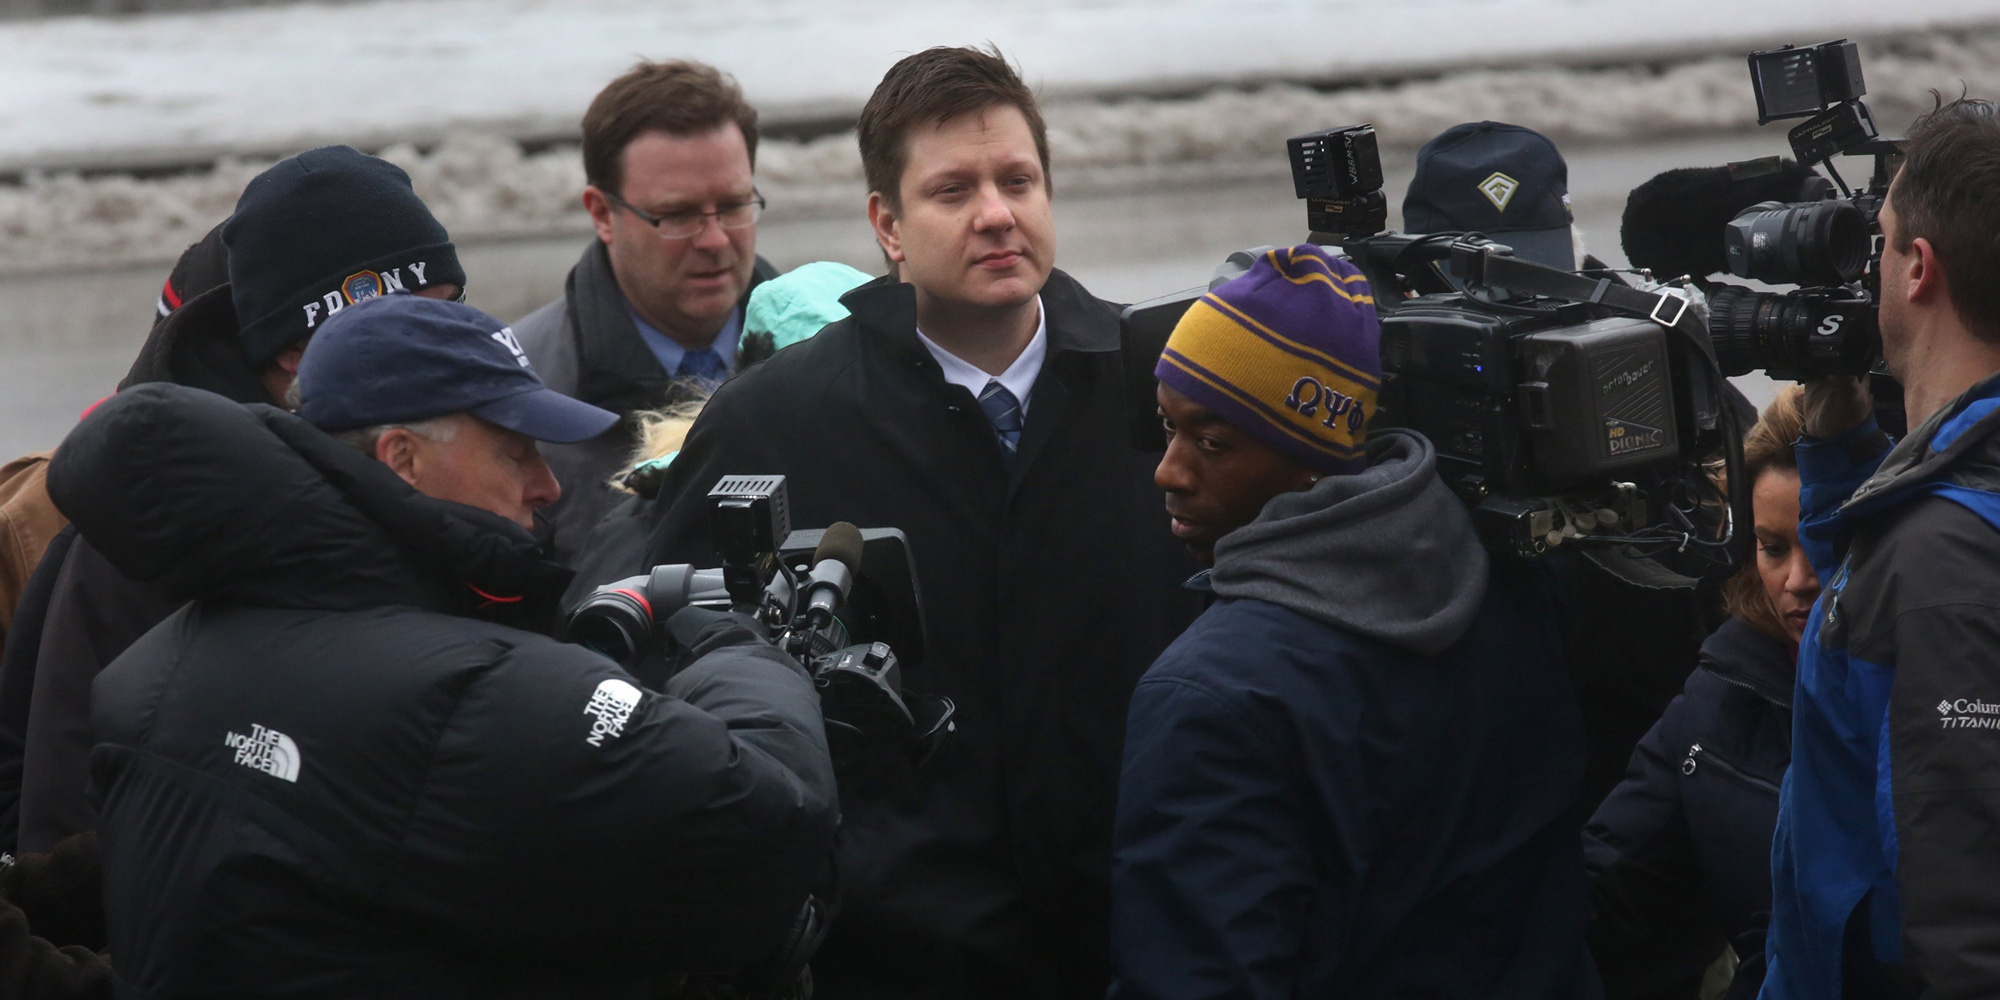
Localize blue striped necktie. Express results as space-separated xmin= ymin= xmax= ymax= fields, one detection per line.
xmin=676 ymin=347 xmax=727 ymax=385
xmin=978 ymin=380 xmax=1023 ymax=465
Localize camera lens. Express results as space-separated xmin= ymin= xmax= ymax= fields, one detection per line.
xmin=564 ymin=585 xmax=654 ymax=664
xmin=1722 ymin=199 xmax=1871 ymax=286
xmin=1706 ymin=284 xmax=1879 ymax=379
xmin=1706 ymin=285 xmax=1767 ymax=377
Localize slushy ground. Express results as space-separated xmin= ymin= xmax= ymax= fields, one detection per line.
xmin=6 ymin=0 xmax=1993 ymax=173
xmin=0 ymin=131 xmax=1789 ymax=459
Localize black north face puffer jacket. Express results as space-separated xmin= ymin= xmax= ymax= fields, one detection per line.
xmin=46 ymin=384 xmax=837 ymax=998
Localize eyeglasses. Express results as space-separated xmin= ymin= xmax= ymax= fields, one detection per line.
xmin=607 ymin=190 xmax=765 ymax=239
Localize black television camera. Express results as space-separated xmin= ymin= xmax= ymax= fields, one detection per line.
xmin=1627 ymin=39 xmax=1902 ymax=389
xmin=1124 ymin=125 xmax=1746 ymax=571
xmin=564 ymin=475 xmax=954 ymax=765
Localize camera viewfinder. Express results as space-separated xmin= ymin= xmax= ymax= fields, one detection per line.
xmin=1750 ymin=40 xmax=1866 ymax=125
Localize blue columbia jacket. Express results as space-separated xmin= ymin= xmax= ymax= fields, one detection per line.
xmin=1764 ymin=373 xmax=2000 ymax=1000
xmin=1109 ymin=431 xmax=1599 ymax=1000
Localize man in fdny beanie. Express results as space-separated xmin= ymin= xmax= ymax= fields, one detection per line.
xmin=0 ymin=147 xmax=470 ymax=858
xmin=1108 ymin=244 xmax=1596 ymax=1000
xmin=226 ymin=145 xmax=466 ymax=399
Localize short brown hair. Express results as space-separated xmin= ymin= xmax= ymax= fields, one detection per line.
xmin=581 ymin=60 xmax=760 ymax=197
xmin=856 ymin=45 xmax=1050 ymax=208
xmin=1724 ymin=384 xmax=1807 ymax=642
xmin=1890 ymin=96 xmax=2000 ymax=341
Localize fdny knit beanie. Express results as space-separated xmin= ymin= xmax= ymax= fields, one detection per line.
xmin=1155 ymin=244 xmax=1382 ymax=474
xmin=224 ymin=146 xmax=464 ymax=367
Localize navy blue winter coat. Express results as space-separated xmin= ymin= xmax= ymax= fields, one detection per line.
xmin=1109 ymin=431 xmax=1599 ymax=1000
xmin=1584 ymin=617 xmax=1793 ymax=1000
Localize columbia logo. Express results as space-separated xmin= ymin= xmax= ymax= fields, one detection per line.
xmin=223 ymin=724 xmax=300 ymax=783
xmin=1937 ymin=697 xmax=2000 ymax=730
xmin=1940 ymin=697 xmax=2000 ymax=714
xmin=583 ymin=678 xmax=643 ymax=747
xmin=1478 ymin=171 xmax=1520 ymax=212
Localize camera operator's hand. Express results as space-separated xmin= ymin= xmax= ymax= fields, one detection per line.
xmin=665 ymin=606 xmax=772 ymax=656
xmin=1801 ymin=376 xmax=1874 ymax=440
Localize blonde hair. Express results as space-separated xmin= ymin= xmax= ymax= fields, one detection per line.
xmin=1724 ymin=384 xmax=1808 ymax=642
xmin=610 ymin=397 xmax=708 ymax=493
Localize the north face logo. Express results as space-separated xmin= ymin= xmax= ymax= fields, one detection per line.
xmin=583 ymin=678 xmax=642 ymax=747
xmin=223 ymin=724 xmax=301 ymax=782
xmin=1478 ymin=171 xmax=1520 ymax=212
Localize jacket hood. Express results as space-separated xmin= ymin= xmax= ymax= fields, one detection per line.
xmin=1698 ymin=616 xmax=1794 ymax=708
xmin=119 ymin=283 xmax=272 ymax=405
xmin=1208 ymin=428 xmax=1489 ymax=656
xmin=1841 ymin=370 xmax=2000 ymax=525
xmin=47 ymin=383 xmax=570 ymax=620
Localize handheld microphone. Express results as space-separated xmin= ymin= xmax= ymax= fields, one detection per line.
xmin=801 ymin=521 xmax=865 ymax=632
xmin=1621 ymin=157 xmax=1831 ymax=281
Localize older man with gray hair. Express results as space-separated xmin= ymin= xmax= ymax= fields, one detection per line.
xmin=49 ymin=293 xmax=837 ymax=996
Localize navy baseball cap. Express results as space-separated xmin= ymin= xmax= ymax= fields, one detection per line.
xmin=1403 ymin=121 xmax=1575 ymax=271
xmin=296 ymin=293 xmax=618 ymax=443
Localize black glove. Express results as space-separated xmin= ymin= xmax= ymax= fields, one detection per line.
xmin=665 ymin=606 xmax=771 ymax=654
xmin=0 ymin=832 xmax=104 ymax=951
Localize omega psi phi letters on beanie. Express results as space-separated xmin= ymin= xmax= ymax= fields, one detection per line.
xmin=224 ymin=145 xmax=465 ymax=367
xmin=1155 ymin=244 xmax=1383 ymax=475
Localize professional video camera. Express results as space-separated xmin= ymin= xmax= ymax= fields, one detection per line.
xmin=1123 ymin=125 xmax=1746 ymax=571
xmin=564 ymin=475 xmax=954 ymax=765
xmin=1623 ymin=39 xmax=1902 ymax=384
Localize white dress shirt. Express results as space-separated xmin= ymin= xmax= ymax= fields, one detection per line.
xmin=915 ymin=296 xmax=1048 ymax=416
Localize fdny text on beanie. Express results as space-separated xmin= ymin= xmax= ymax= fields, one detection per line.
xmin=1155 ymin=244 xmax=1383 ymax=475
xmin=224 ymin=146 xmax=465 ymax=368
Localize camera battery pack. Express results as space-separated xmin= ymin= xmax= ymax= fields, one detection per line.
xmin=1518 ymin=317 xmax=1679 ymax=487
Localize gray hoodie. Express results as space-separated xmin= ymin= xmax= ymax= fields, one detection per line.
xmin=1208 ymin=429 xmax=1489 ymax=657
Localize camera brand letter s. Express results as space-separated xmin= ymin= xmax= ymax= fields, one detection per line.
xmin=1818 ymin=313 xmax=1846 ymax=337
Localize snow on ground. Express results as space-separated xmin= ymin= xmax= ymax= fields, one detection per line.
xmin=5 ymin=0 xmax=2000 ymax=172
xmin=7 ymin=25 xmax=2000 ymax=274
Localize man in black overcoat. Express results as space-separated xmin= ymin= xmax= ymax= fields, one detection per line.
xmin=611 ymin=45 xmax=1203 ymax=1000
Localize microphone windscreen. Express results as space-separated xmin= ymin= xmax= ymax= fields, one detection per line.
xmin=1621 ymin=158 xmax=1825 ymax=280
xmin=814 ymin=521 xmax=866 ymax=574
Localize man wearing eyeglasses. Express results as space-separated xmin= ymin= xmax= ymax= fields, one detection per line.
xmin=514 ymin=59 xmax=778 ymax=564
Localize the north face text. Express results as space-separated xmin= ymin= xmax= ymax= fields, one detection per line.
xmin=584 ymin=679 xmax=642 ymax=747
xmin=223 ymin=723 xmax=302 ymax=782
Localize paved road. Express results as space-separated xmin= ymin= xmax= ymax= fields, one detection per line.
xmin=0 ymin=131 xmax=1794 ymax=458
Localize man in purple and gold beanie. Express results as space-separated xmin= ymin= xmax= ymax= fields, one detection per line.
xmin=1155 ymin=244 xmax=1382 ymax=480
xmin=1109 ymin=244 xmax=1594 ymax=1000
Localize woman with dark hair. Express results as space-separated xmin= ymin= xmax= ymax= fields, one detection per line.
xmin=1585 ymin=385 xmax=1819 ymax=1000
